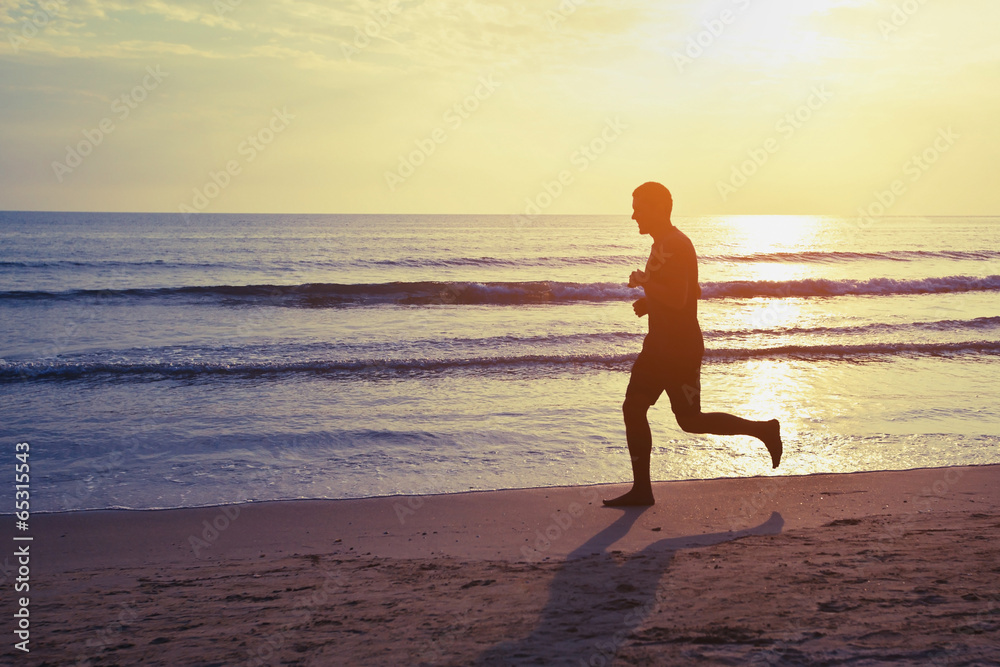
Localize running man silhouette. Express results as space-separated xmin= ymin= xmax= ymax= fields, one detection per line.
xmin=604 ymin=182 xmax=782 ymax=507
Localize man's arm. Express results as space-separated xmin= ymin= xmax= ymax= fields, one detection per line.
xmin=641 ymin=276 xmax=688 ymax=310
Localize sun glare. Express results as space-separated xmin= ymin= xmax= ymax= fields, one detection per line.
xmin=712 ymin=1 xmax=848 ymax=65
xmin=724 ymin=217 xmax=819 ymax=320
xmin=726 ymin=215 xmax=822 ymax=255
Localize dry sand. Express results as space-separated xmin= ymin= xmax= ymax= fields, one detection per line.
xmin=3 ymin=465 xmax=999 ymax=665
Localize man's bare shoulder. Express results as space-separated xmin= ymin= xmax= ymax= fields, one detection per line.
xmin=658 ymin=225 xmax=697 ymax=260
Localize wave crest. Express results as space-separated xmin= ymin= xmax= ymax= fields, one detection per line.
xmin=3 ymin=274 xmax=998 ymax=306
xmin=4 ymin=340 xmax=998 ymax=383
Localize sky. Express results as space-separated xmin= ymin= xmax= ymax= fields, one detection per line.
xmin=1 ymin=0 xmax=998 ymax=215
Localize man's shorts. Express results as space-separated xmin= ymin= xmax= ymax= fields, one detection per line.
xmin=626 ymin=347 xmax=702 ymax=416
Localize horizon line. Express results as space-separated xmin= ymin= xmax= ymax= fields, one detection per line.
xmin=2 ymin=210 xmax=998 ymax=218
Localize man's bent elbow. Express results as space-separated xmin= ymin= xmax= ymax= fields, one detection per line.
xmin=623 ymin=395 xmax=649 ymax=417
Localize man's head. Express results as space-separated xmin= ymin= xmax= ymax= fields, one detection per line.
xmin=631 ymin=182 xmax=673 ymax=236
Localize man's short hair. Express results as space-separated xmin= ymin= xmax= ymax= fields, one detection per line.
xmin=632 ymin=182 xmax=673 ymax=216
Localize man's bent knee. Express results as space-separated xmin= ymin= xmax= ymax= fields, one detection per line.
xmin=623 ymin=395 xmax=651 ymax=418
xmin=674 ymin=411 xmax=703 ymax=433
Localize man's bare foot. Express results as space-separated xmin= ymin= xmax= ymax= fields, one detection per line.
xmin=762 ymin=419 xmax=782 ymax=468
xmin=602 ymin=487 xmax=655 ymax=507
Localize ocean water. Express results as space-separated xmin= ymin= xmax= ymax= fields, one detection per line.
xmin=1 ymin=212 xmax=998 ymax=512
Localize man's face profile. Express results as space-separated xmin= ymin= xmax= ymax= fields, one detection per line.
xmin=632 ymin=195 xmax=658 ymax=236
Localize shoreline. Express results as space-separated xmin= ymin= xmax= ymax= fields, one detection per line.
xmin=5 ymin=464 xmax=998 ymax=664
xmin=21 ymin=461 xmax=1000 ymax=517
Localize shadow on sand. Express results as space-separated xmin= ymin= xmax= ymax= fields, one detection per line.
xmin=476 ymin=510 xmax=784 ymax=666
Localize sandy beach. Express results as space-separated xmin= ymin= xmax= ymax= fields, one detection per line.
xmin=5 ymin=464 xmax=999 ymax=665
xmin=4 ymin=1 xmax=1000 ymax=665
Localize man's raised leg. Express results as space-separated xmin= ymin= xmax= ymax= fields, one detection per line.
xmin=603 ymin=395 xmax=656 ymax=506
xmin=675 ymin=411 xmax=782 ymax=468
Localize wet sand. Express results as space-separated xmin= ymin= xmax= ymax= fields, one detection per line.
xmin=5 ymin=465 xmax=999 ymax=665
